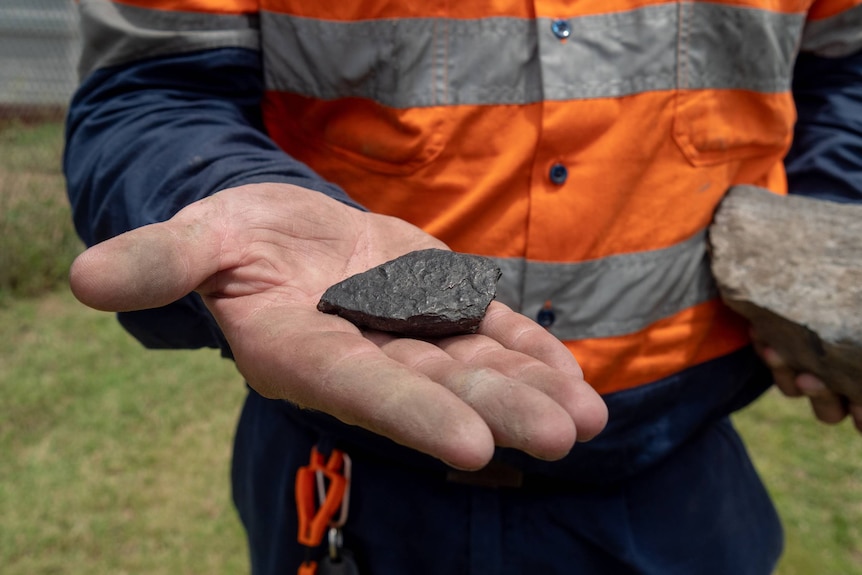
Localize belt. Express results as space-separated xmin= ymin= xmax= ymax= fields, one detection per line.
xmin=446 ymin=461 xmax=527 ymax=488
xmin=444 ymin=460 xmax=601 ymax=492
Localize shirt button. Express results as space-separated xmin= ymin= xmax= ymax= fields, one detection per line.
xmin=549 ymin=163 xmax=568 ymax=185
xmin=551 ymin=19 xmax=571 ymax=40
xmin=537 ymin=300 xmax=556 ymax=328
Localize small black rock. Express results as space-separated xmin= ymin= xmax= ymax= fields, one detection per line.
xmin=317 ymin=249 xmax=502 ymax=338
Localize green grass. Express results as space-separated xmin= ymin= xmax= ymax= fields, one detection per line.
xmin=735 ymin=389 xmax=862 ymax=574
xmin=0 ymin=118 xmax=251 ymax=574
xmin=0 ymin=291 xmax=249 ymax=574
xmin=0 ymin=120 xmax=83 ymax=302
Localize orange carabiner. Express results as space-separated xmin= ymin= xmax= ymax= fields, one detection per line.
xmin=295 ymin=447 xmax=348 ymax=548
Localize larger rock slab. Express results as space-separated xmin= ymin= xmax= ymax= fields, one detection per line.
xmin=709 ymin=185 xmax=862 ymax=402
xmin=318 ymin=249 xmax=501 ymax=338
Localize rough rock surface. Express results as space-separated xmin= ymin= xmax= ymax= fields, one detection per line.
xmin=709 ymin=185 xmax=862 ymax=402
xmin=317 ymin=249 xmax=502 ymax=338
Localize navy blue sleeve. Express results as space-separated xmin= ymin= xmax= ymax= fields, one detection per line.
xmin=64 ymin=48 xmax=362 ymax=354
xmin=785 ymin=49 xmax=862 ymax=203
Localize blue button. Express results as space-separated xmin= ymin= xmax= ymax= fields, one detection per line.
xmin=551 ymin=19 xmax=571 ymax=40
xmin=537 ymin=301 xmax=556 ymax=328
xmin=549 ymin=163 xmax=568 ymax=185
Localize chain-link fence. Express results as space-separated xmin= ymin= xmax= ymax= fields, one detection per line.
xmin=1 ymin=0 xmax=79 ymax=114
xmin=0 ymin=0 xmax=83 ymax=301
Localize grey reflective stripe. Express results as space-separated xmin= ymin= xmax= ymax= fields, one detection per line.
xmin=263 ymin=4 xmax=804 ymax=108
xmin=538 ymin=6 xmax=676 ymax=101
xmin=678 ymin=2 xmax=803 ymax=92
xmin=492 ymin=231 xmax=717 ymax=341
xmin=78 ymin=0 xmax=259 ymax=79
xmin=262 ymin=16 xmax=542 ymax=107
xmin=543 ymin=3 xmax=802 ymax=98
xmin=801 ymin=5 xmax=862 ymax=57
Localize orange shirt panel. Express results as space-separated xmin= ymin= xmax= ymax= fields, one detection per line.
xmin=261 ymin=0 xmax=534 ymax=20
xmin=807 ymin=0 xmax=862 ymax=19
xmin=567 ymin=301 xmax=752 ymax=395
xmin=258 ymin=0 xmax=815 ymax=20
xmin=264 ymin=94 xmax=539 ymax=257
xmin=115 ymin=0 xmax=257 ymax=13
xmin=526 ymin=91 xmax=794 ymax=260
xmin=265 ymin=89 xmax=794 ymax=261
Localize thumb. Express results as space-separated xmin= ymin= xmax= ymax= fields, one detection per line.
xmin=69 ymin=214 xmax=220 ymax=312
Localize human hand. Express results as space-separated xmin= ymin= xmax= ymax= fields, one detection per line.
xmin=69 ymin=183 xmax=608 ymax=469
xmin=751 ymin=331 xmax=862 ymax=434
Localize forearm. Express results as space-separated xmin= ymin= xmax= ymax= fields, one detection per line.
xmin=64 ymin=48 xmax=359 ymax=246
xmin=64 ymin=48 xmax=360 ymax=352
xmin=786 ymin=41 xmax=862 ymax=203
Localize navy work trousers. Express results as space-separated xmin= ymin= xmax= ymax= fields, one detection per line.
xmin=231 ymin=390 xmax=783 ymax=575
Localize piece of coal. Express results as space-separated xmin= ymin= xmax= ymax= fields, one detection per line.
xmin=317 ymin=249 xmax=502 ymax=338
xmin=709 ymin=185 xmax=862 ymax=402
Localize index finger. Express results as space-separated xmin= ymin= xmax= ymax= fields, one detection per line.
xmin=217 ymin=304 xmax=498 ymax=470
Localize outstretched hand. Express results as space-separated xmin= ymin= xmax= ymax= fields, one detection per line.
xmin=70 ymin=183 xmax=608 ymax=469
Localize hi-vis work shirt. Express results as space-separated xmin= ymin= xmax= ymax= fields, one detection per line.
xmin=67 ymin=1 xmax=862 ymax=478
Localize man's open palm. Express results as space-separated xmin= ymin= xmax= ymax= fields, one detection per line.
xmin=70 ymin=183 xmax=608 ymax=469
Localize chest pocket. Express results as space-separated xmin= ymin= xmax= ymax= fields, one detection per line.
xmin=672 ymin=2 xmax=806 ymax=166
xmin=261 ymin=14 xmax=455 ymax=175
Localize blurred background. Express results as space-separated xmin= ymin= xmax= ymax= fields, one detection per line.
xmin=1 ymin=0 xmax=81 ymax=302
xmin=1 ymin=2 xmax=248 ymax=573
xmin=0 ymin=2 xmax=859 ymax=574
